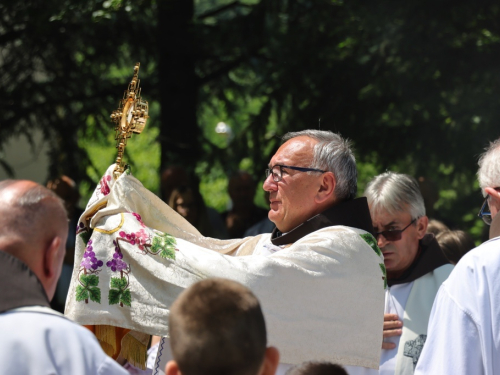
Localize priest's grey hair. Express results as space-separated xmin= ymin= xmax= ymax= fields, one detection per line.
xmin=282 ymin=130 xmax=357 ymax=201
xmin=478 ymin=138 xmax=500 ymax=197
xmin=364 ymin=172 xmax=425 ymax=220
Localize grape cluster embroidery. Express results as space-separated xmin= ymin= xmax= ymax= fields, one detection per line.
xmin=76 ymin=239 xmax=103 ymax=304
xmin=81 ymin=239 xmax=104 ymax=271
xmin=107 ymin=236 xmax=132 ymax=307
xmin=99 ymin=174 xmax=112 ymax=196
xmin=107 ymin=239 xmax=128 ymax=272
xmin=75 ymin=212 xmax=180 ymax=308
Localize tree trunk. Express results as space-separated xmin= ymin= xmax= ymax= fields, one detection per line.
xmin=158 ymin=0 xmax=199 ymax=183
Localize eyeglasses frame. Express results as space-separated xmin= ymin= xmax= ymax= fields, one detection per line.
xmin=478 ymin=197 xmax=492 ymax=225
xmin=477 ymin=187 xmax=500 ymax=225
xmin=265 ymin=164 xmax=326 ymax=182
xmin=375 ymin=218 xmax=418 ymax=242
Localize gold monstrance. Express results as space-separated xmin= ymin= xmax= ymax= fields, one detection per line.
xmin=110 ymin=63 xmax=149 ymax=179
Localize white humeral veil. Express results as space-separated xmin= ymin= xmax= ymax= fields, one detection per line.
xmin=65 ymin=165 xmax=385 ymax=369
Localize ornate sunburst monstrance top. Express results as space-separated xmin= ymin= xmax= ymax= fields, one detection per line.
xmin=110 ymin=63 xmax=149 ymax=179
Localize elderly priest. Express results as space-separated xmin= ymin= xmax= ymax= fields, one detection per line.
xmin=65 ymin=130 xmax=386 ymax=375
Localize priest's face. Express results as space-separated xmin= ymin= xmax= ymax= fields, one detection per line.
xmin=371 ymin=207 xmax=427 ymax=279
xmin=263 ymin=136 xmax=324 ymax=233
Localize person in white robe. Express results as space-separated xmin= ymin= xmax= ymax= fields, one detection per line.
xmin=65 ymin=130 xmax=387 ymax=375
xmin=364 ymin=172 xmax=453 ymax=375
xmin=0 ymin=180 xmax=127 ymax=375
xmin=415 ymin=138 xmax=500 ymax=375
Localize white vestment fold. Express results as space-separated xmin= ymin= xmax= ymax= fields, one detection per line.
xmin=65 ymin=165 xmax=386 ymax=369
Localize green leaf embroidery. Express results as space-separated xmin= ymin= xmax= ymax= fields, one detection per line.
xmin=120 ymin=289 xmax=132 ymax=307
xmin=81 ymin=274 xmax=99 ymax=287
xmin=76 ymin=285 xmax=89 ymax=302
xmin=380 ymin=263 xmax=388 ymax=289
xmin=160 ymin=248 xmax=176 ymax=259
xmin=76 ymin=274 xmax=101 ymax=303
xmin=79 ymin=230 xmax=92 ymax=245
xmin=360 ymin=233 xmax=387 ymax=289
xmin=88 ymin=287 xmax=101 ymax=303
xmin=152 ymin=233 xmax=177 ymax=260
xmin=109 ymin=289 xmax=121 ymax=305
xmin=109 ymin=276 xmax=130 ymax=307
xmin=360 ymin=233 xmax=382 ymax=257
xmin=379 ymin=262 xmax=387 ymax=274
xmin=110 ymin=277 xmax=127 ymax=290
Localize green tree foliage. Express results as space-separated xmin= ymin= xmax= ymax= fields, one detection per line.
xmin=198 ymin=0 xmax=500 ymax=238
xmin=2 ymin=0 xmax=500 ymax=239
xmin=0 ymin=0 xmax=158 ymax=184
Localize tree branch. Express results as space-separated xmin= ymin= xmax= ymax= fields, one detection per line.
xmin=196 ymin=1 xmax=251 ymax=20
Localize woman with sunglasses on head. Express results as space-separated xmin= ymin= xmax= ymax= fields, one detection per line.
xmin=364 ymin=172 xmax=453 ymax=375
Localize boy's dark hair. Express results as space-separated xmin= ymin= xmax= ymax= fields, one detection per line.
xmin=169 ymin=278 xmax=267 ymax=375
xmin=285 ymin=361 xmax=348 ymax=375
xmin=436 ymin=230 xmax=475 ymax=265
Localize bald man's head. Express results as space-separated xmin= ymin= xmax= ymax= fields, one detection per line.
xmin=0 ymin=180 xmax=69 ymax=300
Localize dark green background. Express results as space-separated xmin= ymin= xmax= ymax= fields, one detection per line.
xmin=2 ymin=0 xmax=499 ymax=241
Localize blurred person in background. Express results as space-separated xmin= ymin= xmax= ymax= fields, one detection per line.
xmin=425 ymin=219 xmax=449 ymax=237
xmin=162 ymin=166 xmax=227 ymax=239
xmin=244 ymin=191 xmax=275 ymax=236
xmin=223 ymin=171 xmax=268 ymax=238
xmin=46 ymin=175 xmax=83 ymax=313
xmin=169 ymin=184 xmax=226 ymax=238
xmin=436 ymin=230 xmax=475 ymax=265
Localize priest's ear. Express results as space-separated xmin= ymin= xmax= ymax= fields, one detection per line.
xmin=165 ymin=360 xmax=182 ymax=375
xmin=315 ymin=172 xmax=336 ymax=205
xmin=416 ymin=216 xmax=429 ymax=240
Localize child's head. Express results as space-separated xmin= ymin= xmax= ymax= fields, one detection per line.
xmin=285 ymin=361 xmax=348 ymax=375
xmin=166 ymin=278 xmax=279 ymax=375
xmin=436 ymin=229 xmax=475 ymax=265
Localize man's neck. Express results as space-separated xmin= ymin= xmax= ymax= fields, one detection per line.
xmin=387 ymin=234 xmax=449 ymax=287
xmin=490 ymin=212 xmax=500 ymax=239
xmin=271 ymin=197 xmax=374 ymax=246
xmin=0 ymin=251 xmax=50 ymax=313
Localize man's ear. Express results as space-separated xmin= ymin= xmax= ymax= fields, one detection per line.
xmin=165 ymin=360 xmax=181 ymax=375
xmin=315 ymin=172 xmax=336 ymax=204
xmin=42 ymin=236 xmax=64 ymax=301
xmin=260 ymin=346 xmax=280 ymax=375
xmin=485 ymin=187 xmax=500 ymax=205
xmin=416 ymin=215 xmax=429 ymax=239
xmin=43 ymin=236 xmax=62 ymax=279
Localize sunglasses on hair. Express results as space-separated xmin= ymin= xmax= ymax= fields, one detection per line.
xmin=375 ymin=218 xmax=417 ymax=242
